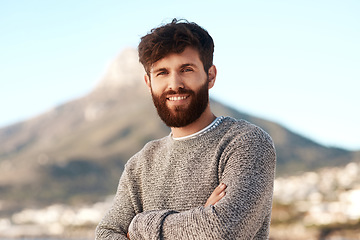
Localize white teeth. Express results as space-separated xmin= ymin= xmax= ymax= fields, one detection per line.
xmin=168 ymin=96 xmax=187 ymax=101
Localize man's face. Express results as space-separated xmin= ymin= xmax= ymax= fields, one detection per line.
xmin=145 ymin=47 xmax=215 ymax=128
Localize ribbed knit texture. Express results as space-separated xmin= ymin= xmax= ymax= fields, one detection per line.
xmin=96 ymin=117 xmax=276 ymax=239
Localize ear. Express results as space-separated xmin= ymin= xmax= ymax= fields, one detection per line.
xmin=207 ymin=65 xmax=217 ymax=89
xmin=144 ymin=74 xmax=151 ymax=90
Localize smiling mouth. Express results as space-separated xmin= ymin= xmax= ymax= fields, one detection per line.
xmin=167 ymin=95 xmax=189 ymax=101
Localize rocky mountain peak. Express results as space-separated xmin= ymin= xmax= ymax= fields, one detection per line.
xmin=95 ymin=48 xmax=145 ymax=90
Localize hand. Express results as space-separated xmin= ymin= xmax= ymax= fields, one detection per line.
xmin=204 ymin=183 xmax=227 ymax=207
xmin=127 ymin=232 xmax=130 ymax=239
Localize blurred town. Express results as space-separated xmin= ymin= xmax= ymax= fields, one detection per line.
xmin=1 ymin=161 xmax=359 ymax=239
xmin=271 ymin=161 xmax=360 ymax=240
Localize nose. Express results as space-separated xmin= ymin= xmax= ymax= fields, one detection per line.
xmin=168 ymin=72 xmax=184 ymax=90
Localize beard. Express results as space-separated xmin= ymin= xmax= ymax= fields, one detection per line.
xmin=151 ymin=81 xmax=209 ymax=128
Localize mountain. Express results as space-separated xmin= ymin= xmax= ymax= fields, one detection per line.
xmin=0 ymin=48 xmax=358 ymax=212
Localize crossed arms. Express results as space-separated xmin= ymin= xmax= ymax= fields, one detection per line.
xmin=126 ymin=184 xmax=227 ymax=239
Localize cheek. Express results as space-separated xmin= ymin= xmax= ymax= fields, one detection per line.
xmin=189 ymin=75 xmax=208 ymax=89
xmin=150 ymin=81 xmax=162 ymax=91
xmin=150 ymin=82 xmax=167 ymax=95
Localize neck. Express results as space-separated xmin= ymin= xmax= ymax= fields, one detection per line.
xmin=171 ymin=105 xmax=216 ymax=138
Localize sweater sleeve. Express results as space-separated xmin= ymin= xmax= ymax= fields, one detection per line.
xmin=128 ymin=130 xmax=276 ymax=240
xmin=95 ymin=165 xmax=136 ymax=240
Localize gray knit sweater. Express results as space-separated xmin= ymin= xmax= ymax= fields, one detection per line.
xmin=96 ymin=117 xmax=276 ymax=239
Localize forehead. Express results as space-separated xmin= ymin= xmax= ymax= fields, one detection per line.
xmin=151 ymin=47 xmax=202 ymax=71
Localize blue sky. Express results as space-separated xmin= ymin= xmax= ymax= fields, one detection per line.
xmin=1 ymin=0 xmax=359 ymax=150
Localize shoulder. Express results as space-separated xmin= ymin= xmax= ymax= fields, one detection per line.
xmin=216 ymin=117 xmax=276 ymax=164
xmin=218 ymin=117 xmax=276 ymax=170
xmin=222 ymin=117 xmax=274 ymax=146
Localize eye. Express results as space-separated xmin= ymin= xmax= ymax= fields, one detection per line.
xmin=156 ymin=71 xmax=168 ymax=77
xmin=181 ymin=67 xmax=194 ymax=73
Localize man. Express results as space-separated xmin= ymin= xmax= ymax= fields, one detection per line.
xmin=96 ymin=19 xmax=276 ymax=239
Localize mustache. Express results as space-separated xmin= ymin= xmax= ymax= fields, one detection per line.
xmin=163 ymin=88 xmax=194 ymax=96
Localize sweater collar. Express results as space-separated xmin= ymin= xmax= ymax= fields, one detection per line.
xmin=171 ymin=116 xmax=225 ymax=141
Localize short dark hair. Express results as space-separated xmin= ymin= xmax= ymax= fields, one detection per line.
xmin=138 ymin=18 xmax=214 ymax=75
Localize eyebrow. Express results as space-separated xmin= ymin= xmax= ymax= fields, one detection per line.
xmin=182 ymin=63 xmax=196 ymax=67
xmin=152 ymin=68 xmax=168 ymax=74
xmin=180 ymin=63 xmax=198 ymax=69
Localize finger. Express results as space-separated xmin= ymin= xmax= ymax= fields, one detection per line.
xmin=205 ymin=183 xmax=227 ymax=207
xmin=205 ymin=188 xmax=225 ymax=206
xmin=212 ymin=183 xmax=227 ymax=196
xmin=212 ymin=184 xmax=227 ymax=202
xmin=216 ymin=183 xmax=227 ymax=193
